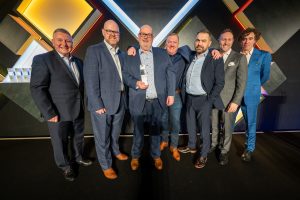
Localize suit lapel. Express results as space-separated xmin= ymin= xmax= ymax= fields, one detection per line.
xmin=52 ymin=51 xmax=79 ymax=86
xmin=249 ymin=48 xmax=260 ymax=65
xmin=101 ymin=42 xmax=122 ymax=82
xmin=224 ymin=51 xmax=235 ymax=71
xmin=152 ymin=48 xmax=158 ymax=86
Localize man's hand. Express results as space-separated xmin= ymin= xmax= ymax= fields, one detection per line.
xmin=136 ymin=80 xmax=149 ymax=90
xmin=96 ymin=108 xmax=106 ymax=115
xmin=48 ymin=115 xmax=59 ymax=123
xmin=166 ymin=96 xmax=174 ymax=106
xmin=127 ymin=47 xmax=136 ymax=56
xmin=226 ymin=102 xmax=239 ymax=113
xmin=211 ymin=49 xmax=222 ymax=60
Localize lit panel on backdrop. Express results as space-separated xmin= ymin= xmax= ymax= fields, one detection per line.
xmin=17 ymin=0 xmax=93 ymax=40
xmin=102 ymin=0 xmax=199 ymax=46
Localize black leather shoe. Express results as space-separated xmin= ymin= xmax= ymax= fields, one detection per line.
xmin=194 ymin=157 xmax=207 ymax=169
xmin=77 ymin=159 xmax=92 ymax=167
xmin=63 ymin=169 xmax=75 ymax=182
xmin=241 ymin=150 xmax=252 ymax=162
xmin=219 ymin=153 xmax=228 ymax=165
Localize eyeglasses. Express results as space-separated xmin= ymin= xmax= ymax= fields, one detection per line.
xmin=139 ymin=32 xmax=153 ymax=38
xmin=104 ymin=29 xmax=120 ymax=35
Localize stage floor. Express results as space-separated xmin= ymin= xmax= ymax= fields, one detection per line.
xmin=1 ymin=132 xmax=299 ymax=200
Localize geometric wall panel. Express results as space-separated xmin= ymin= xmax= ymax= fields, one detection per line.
xmin=0 ymin=83 xmax=43 ymax=121
xmin=17 ymin=0 xmax=93 ymax=40
xmin=0 ymin=14 xmax=31 ymax=54
xmin=178 ymin=16 xmax=219 ymax=49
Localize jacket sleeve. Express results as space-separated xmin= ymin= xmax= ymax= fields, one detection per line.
xmin=261 ymin=52 xmax=272 ymax=85
xmin=209 ymin=57 xmax=225 ymax=103
xmin=83 ymin=46 xmax=104 ymax=111
xmin=166 ymin=55 xmax=176 ymax=96
xmin=122 ymin=55 xmax=140 ymax=89
xmin=231 ymin=55 xmax=248 ymax=105
xmin=30 ymin=55 xmax=57 ymax=120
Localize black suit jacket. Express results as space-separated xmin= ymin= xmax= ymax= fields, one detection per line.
xmin=182 ymin=50 xmax=225 ymax=110
xmin=30 ymin=51 xmax=84 ymax=121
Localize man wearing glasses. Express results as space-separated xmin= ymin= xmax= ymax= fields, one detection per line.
xmin=123 ymin=25 xmax=176 ymax=171
xmin=84 ymin=19 xmax=127 ymax=179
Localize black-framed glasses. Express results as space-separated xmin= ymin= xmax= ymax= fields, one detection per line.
xmin=139 ymin=32 xmax=153 ymax=38
xmin=104 ymin=29 xmax=120 ymax=35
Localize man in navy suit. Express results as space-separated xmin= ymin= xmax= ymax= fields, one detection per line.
xmin=179 ymin=29 xmax=225 ymax=169
xmin=84 ymin=20 xmax=128 ymax=179
xmin=123 ymin=25 xmax=176 ymax=171
xmin=30 ymin=28 xmax=92 ymax=182
xmin=238 ymin=28 xmax=271 ymax=162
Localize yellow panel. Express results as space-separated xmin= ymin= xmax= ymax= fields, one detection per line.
xmin=17 ymin=0 xmax=93 ymax=40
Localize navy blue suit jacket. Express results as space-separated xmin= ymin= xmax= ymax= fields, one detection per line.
xmin=30 ymin=51 xmax=84 ymax=121
xmin=181 ymin=47 xmax=225 ymax=110
xmin=122 ymin=47 xmax=176 ymax=115
xmin=84 ymin=42 xmax=125 ymax=115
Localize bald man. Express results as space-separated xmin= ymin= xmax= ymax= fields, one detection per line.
xmin=84 ymin=20 xmax=128 ymax=179
xmin=123 ymin=25 xmax=176 ymax=171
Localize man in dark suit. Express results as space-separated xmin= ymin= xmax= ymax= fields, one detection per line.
xmin=210 ymin=29 xmax=248 ymax=165
xmin=179 ymin=29 xmax=225 ymax=169
xmin=84 ymin=20 xmax=127 ymax=180
xmin=238 ymin=28 xmax=271 ymax=162
xmin=123 ymin=25 xmax=176 ymax=171
xmin=30 ymin=28 xmax=92 ymax=182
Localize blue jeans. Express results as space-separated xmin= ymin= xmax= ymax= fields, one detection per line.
xmin=161 ymin=93 xmax=182 ymax=148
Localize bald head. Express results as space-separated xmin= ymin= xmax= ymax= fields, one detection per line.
xmin=138 ymin=24 xmax=153 ymax=51
xmin=102 ymin=19 xmax=120 ymax=47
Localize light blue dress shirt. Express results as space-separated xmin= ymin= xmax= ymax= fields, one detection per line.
xmin=139 ymin=48 xmax=158 ymax=99
xmin=186 ymin=50 xmax=208 ymax=95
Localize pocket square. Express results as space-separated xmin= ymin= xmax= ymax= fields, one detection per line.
xmin=228 ymin=62 xmax=235 ymax=67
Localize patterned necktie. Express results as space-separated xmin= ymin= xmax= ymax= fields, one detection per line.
xmin=63 ymin=57 xmax=80 ymax=84
xmin=113 ymin=51 xmax=124 ymax=91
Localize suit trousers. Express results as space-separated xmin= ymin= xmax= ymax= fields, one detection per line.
xmin=186 ymin=94 xmax=212 ymax=157
xmin=211 ymin=109 xmax=236 ymax=154
xmin=47 ymin=116 xmax=84 ymax=171
xmin=131 ymin=99 xmax=163 ymax=159
xmin=241 ymin=103 xmax=259 ymax=152
xmin=90 ymin=94 xmax=125 ymax=170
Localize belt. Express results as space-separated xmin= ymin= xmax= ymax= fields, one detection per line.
xmin=175 ymin=89 xmax=181 ymax=94
xmin=187 ymin=93 xmax=207 ymax=97
xmin=146 ymin=98 xmax=157 ymax=102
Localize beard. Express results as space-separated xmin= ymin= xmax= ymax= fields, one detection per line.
xmin=195 ymin=46 xmax=206 ymax=54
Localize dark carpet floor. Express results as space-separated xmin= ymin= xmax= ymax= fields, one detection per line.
xmin=1 ymin=132 xmax=300 ymax=200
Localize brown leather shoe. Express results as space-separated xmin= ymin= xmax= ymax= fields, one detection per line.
xmin=131 ymin=158 xmax=139 ymax=171
xmin=116 ymin=153 xmax=128 ymax=161
xmin=170 ymin=147 xmax=180 ymax=161
xmin=160 ymin=141 xmax=168 ymax=151
xmin=154 ymin=157 xmax=163 ymax=170
xmin=103 ymin=168 xmax=117 ymax=180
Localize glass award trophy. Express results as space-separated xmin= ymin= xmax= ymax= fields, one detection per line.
xmin=140 ymin=64 xmax=148 ymax=85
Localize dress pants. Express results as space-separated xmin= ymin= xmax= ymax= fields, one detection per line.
xmin=161 ymin=93 xmax=182 ymax=148
xmin=90 ymin=94 xmax=125 ymax=170
xmin=47 ymin=116 xmax=84 ymax=171
xmin=186 ymin=94 xmax=212 ymax=157
xmin=211 ymin=109 xmax=236 ymax=154
xmin=241 ymin=102 xmax=259 ymax=152
xmin=131 ymin=99 xmax=163 ymax=159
